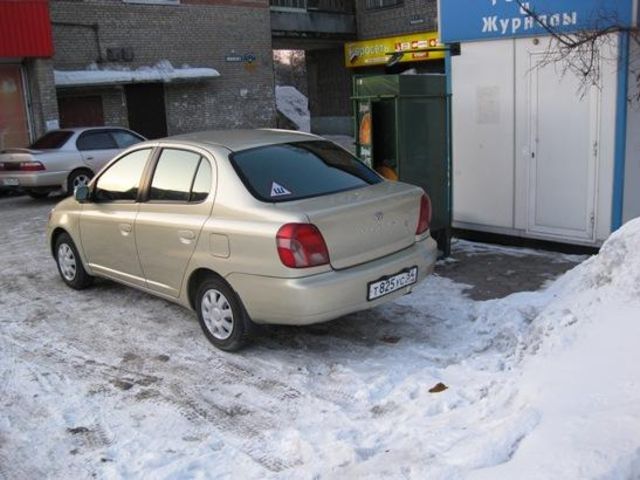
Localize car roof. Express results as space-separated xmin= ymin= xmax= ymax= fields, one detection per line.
xmin=164 ymin=129 xmax=322 ymax=152
xmin=49 ymin=126 xmax=136 ymax=135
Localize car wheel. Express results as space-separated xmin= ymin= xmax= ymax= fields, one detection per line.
xmin=67 ymin=169 xmax=93 ymax=195
xmin=55 ymin=233 xmax=93 ymax=290
xmin=196 ymin=277 xmax=250 ymax=351
xmin=26 ymin=189 xmax=50 ymax=199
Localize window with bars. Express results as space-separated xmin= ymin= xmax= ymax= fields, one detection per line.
xmin=364 ymin=0 xmax=402 ymax=9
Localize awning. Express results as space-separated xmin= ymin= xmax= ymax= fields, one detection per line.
xmin=54 ymin=61 xmax=220 ymax=88
xmin=0 ymin=0 xmax=53 ymax=58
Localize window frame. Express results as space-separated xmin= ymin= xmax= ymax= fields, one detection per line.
xmin=140 ymin=146 xmax=214 ymax=205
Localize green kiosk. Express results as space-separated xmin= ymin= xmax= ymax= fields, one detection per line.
xmin=352 ymin=74 xmax=452 ymax=256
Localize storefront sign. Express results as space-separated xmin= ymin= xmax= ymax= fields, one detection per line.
xmin=0 ymin=0 xmax=53 ymax=58
xmin=344 ymin=32 xmax=444 ymax=68
xmin=438 ymin=0 xmax=635 ymax=43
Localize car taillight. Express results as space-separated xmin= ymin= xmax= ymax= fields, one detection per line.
xmin=276 ymin=223 xmax=330 ymax=268
xmin=19 ymin=161 xmax=45 ymax=171
xmin=416 ymin=193 xmax=432 ymax=235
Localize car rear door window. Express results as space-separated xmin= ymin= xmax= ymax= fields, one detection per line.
xmin=94 ymin=148 xmax=151 ymax=202
xmin=111 ymin=130 xmax=144 ymax=149
xmin=77 ymin=131 xmax=118 ymax=151
xmin=230 ymin=141 xmax=382 ymax=202
xmin=149 ymin=149 xmax=209 ymax=202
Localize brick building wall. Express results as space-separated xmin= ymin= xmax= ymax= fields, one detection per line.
xmin=24 ymin=59 xmax=59 ymax=138
xmin=50 ymin=0 xmax=276 ymax=134
xmin=355 ymin=0 xmax=438 ymax=40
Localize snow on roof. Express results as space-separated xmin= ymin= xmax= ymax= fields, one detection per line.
xmin=54 ymin=60 xmax=220 ymax=87
xmin=275 ymin=85 xmax=310 ymax=132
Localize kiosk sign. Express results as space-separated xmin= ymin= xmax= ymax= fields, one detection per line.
xmin=438 ymin=0 xmax=635 ymax=43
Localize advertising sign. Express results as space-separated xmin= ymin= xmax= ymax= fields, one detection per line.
xmin=438 ymin=0 xmax=635 ymax=43
xmin=344 ymin=32 xmax=444 ymax=68
xmin=356 ymin=101 xmax=373 ymax=167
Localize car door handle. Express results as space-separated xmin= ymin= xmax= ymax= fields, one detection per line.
xmin=86 ymin=156 xmax=94 ymax=160
xmin=119 ymin=223 xmax=132 ymax=236
xmin=178 ymin=230 xmax=196 ymax=244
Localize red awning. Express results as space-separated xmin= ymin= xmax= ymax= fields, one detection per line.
xmin=0 ymin=0 xmax=53 ymax=58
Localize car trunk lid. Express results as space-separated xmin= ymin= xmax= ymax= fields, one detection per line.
xmin=277 ymin=182 xmax=422 ymax=270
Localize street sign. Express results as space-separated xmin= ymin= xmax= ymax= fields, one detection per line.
xmin=438 ymin=0 xmax=635 ymax=43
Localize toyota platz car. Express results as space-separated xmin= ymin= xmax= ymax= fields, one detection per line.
xmin=47 ymin=129 xmax=438 ymax=351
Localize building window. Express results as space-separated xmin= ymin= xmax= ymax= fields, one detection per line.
xmin=365 ymin=0 xmax=402 ymax=9
xmin=122 ymin=0 xmax=180 ymax=5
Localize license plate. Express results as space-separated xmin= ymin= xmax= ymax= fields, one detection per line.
xmin=367 ymin=266 xmax=418 ymax=301
xmin=2 ymin=178 xmax=19 ymax=186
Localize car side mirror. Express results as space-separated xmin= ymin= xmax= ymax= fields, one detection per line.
xmin=74 ymin=185 xmax=91 ymax=203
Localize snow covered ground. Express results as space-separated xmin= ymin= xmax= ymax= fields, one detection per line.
xmin=275 ymin=86 xmax=310 ymax=132
xmin=1 ymin=197 xmax=639 ymax=479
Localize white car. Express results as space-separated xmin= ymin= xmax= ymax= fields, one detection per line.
xmin=0 ymin=127 xmax=145 ymax=199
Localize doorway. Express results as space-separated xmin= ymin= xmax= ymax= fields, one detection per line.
xmin=125 ymin=83 xmax=168 ymax=139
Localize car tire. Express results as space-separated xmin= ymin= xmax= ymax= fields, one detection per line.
xmin=54 ymin=232 xmax=93 ymax=290
xmin=25 ymin=189 xmax=50 ymax=199
xmin=67 ymin=169 xmax=93 ymax=196
xmin=196 ymin=276 xmax=250 ymax=351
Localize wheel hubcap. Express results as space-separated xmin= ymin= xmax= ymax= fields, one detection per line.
xmin=73 ymin=174 xmax=90 ymax=188
xmin=58 ymin=243 xmax=77 ymax=281
xmin=201 ymin=289 xmax=234 ymax=340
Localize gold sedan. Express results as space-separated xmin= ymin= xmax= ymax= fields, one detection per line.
xmin=47 ymin=129 xmax=438 ymax=351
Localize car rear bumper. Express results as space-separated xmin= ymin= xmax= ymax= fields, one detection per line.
xmin=0 ymin=171 xmax=67 ymax=189
xmin=226 ymin=235 xmax=438 ymax=325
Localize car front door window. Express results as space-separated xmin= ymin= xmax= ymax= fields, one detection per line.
xmin=94 ymin=148 xmax=151 ymax=202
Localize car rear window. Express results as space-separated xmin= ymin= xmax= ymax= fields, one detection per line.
xmin=230 ymin=141 xmax=382 ymax=202
xmin=29 ymin=131 xmax=73 ymax=150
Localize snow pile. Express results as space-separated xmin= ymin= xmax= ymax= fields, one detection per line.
xmin=54 ymin=60 xmax=220 ymax=87
xmin=275 ymin=85 xmax=310 ymax=132
xmin=467 ymin=218 xmax=640 ymax=478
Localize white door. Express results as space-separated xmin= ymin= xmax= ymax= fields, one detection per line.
xmin=527 ymin=53 xmax=599 ymax=241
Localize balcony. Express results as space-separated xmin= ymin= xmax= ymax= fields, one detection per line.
xmin=270 ymin=0 xmax=356 ymax=44
xmin=270 ymin=0 xmax=355 ymax=13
